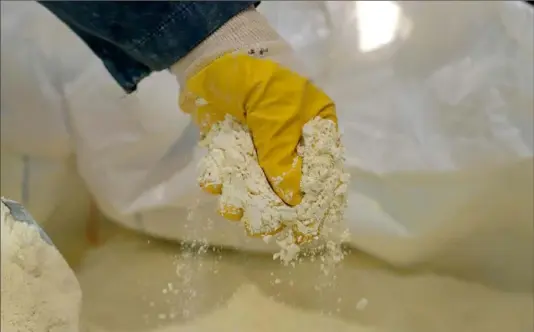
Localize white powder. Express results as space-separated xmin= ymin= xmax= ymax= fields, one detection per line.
xmin=197 ymin=116 xmax=350 ymax=264
xmin=150 ymin=284 xmax=372 ymax=332
xmin=1 ymin=199 xmax=82 ymax=332
xmin=356 ymin=298 xmax=369 ymax=311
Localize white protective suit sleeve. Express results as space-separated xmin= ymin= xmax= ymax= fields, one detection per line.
xmin=1 ymin=1 xmax=532 ymax=284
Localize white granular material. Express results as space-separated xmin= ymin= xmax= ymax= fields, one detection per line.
xmin=1 ymin=200 xmax=82 ymax=332
xmin=198 ymin=116 xmax=350 ymax=263
xmin=356 ymin=298 xmax=369 ymax=311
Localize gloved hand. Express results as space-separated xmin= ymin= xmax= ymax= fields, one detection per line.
xmin=171 ymin=8 xmax=338 ymax=222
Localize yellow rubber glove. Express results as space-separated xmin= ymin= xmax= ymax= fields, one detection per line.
xmin=179 ymin=52 xmax=338 ymax=222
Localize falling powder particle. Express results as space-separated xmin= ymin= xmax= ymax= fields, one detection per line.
xmin=356 ymin=298 xmax=368 ymax=311
xmin=197 ymin=115 xmax=350 ymax=264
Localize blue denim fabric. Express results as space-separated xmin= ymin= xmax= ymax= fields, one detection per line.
xmin=39 ymin=1 xmax=260 ymax=93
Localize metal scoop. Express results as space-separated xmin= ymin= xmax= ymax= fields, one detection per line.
xmin=1 ymin=197 xmax=54 ymax=246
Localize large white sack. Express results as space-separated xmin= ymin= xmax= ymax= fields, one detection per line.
xmin=1 ymin=1 xmax=532 ymax=281
xmin=1 ymin=2 xmax=91 ymax=229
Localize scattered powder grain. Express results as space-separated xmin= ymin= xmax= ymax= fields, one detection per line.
xmin=197 ymin=116 xmax=350 ymax=264
xmin=1 ymin=199 xmax=82 ymax=332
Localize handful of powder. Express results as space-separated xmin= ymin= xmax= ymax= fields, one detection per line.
xmin=1 ymin=199 xmax=82 ymax=332
xmin=198 ymin=116 xmax=350 ymax=263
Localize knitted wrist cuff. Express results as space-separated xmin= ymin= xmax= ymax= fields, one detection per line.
xmin=170 ymin=8 xmax=291 ymax=85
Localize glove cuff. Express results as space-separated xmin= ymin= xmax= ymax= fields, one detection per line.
xmin=170 ymin=8 xmax=292 ymax=85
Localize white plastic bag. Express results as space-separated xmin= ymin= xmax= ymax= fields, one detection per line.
xmin=262 ymin=2 xmax=533 ymax=283
xmin=0 ymin=2 xmax=91 ymax=228
xmin=1 ymin=2 xmax=532 ymax=280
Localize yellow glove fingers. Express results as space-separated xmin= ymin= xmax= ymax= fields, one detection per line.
xmin=246 ymin=63 xmax=329 ymax=206
xmin=218 ymin=203 xmax=244 ymax=222
xmin=200 ymin=182 xmax=222 ymax=195
xmin=249 ymin=107 xmax=304 ymax=205
xmin=218 ymin=206 xmax=244 ymax=221
xmin=216 ymin=187 xmax=244 ymax=221
xmin=198 ymin=152 xmax=223 ymax=195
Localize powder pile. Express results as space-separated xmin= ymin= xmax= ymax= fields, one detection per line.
xmin=1 ymin=199 xmax=82 ymax=332
xmin=197 ymin=116 xmax=350 ymax=264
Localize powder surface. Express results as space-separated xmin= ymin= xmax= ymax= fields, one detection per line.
xmin=197 ymin=116 xmax=350 ymax=263
xmin=152 ymin=284 xmax=372 ymax=332
xmin=1 ymin=199 xmax=82 ymax=332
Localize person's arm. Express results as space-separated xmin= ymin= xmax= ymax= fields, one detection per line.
xmin=39 ymin=1 xmax=260 ymax=93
